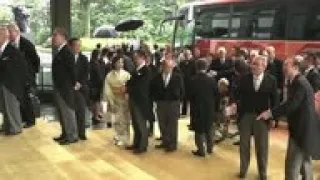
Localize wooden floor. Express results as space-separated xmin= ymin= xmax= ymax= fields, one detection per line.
xmin=1 ymin=118 xmax=320 ymax=180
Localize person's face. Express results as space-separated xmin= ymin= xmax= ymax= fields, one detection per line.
xmin=115 ymin=58 xmax=124 ymax=70
xmin=163 ymin=59 xmax=175 ymax=72
xmin=133 ymin=53 xmax=143 ymax=66
xmin=71 ymin=40 xmax=81 ymax=54
xmin=52 ymin=31 xmax=63 ymax=47
xmin=218 ymin=50 xmax=226 ymax=58
xmin=283 ymin=59 xmax=295 ymax=78
xmin=266 ymin=48 xmax=275 ymax=59
xmin=194 ymin=48 xmax=201 ymax=58
xmin=7 ymin=27 xmax=19 ymax=41
xmin=251 ymin=58 xmax=266 ymax=76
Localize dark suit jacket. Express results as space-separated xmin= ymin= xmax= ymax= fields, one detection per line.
xmin=266 ymin=58 xmax=283 ymax=89
xmin=52 ymin=45 xmax=76 ymax=109
xmin=89 ymin=60 xmax=106 ymax=101
xmin=76 ymin=53 xmax=90 ymax=103
xmin=305 ymin=68 xmax=320 ymax=92
xmin=126 ymin=65 xmax=151 ymax=119
xmin=179 ymin=59 xmax=197 ymax=86
xmin=237 ymin=73 xmax=279 ymax=121
xmin=272 ymin=74 xmax=320 ymax=159
xmin=209 ymin=58 xmax=234 ymax=82
xmin=19 ymin=36 xmax=40 ymax=75
xmin=150 ymin=71 xmax=184 ymax=102
xmin=189 ymin=73 xmax=218 ymax=133
xmin=0 ymin=43 xmax=27 ymax=101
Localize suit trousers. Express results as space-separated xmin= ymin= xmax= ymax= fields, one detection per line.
xmin=195 ymin=129 xmax=214 ymax=154
xmin=156 ymin=101 xmax=180 ymax=149
xmin=74 ymin=90 xmax=87 ymax=138
xmin=0 ymin=86 xmax=23 ymax=134
xmin=239 ymin=113 xmax=269 ymax=179
xmin=129 ymin=99 xmax=148 ymax=151
xmin=54 ymin=91 xmax=78 ymax=141
xmin=20 ymin=86 xmax=35 ymax=125
xmin=285 ymin=137 xmax=313 ymax=180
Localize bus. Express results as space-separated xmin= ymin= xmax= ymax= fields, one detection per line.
xmin=170 ymin=0 xmax=320 ymax=59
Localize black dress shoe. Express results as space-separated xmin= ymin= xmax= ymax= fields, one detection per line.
xmin=133 ymin=149 xmax=147 ymax=154
xmin=79 ymin=136 xmax=87 ymax=141
xmin=23 ymin=123 xmax=35 ymax=129
xmin=125 ymin=146 xmax=136 ymax=150
xmin=53 ymin=136 xmax=64 ymax=142
xmin=237 ymin=173 xmax=246 ymax=179
xmin=165 ymin=148 xmax=177 ymax=153
xmin=192 ymin=150 xmax=205 ymax=157
xmin=233 ymin=141 xmax=240 ymax=146
xmin=5 ymin=131 xmax=22 ymax=136
xmin=155 ymin=144 xmax=166 ymax=149
xmin=59 ymin=139 xmax=78 ymax=145
xmin=107 ymin=122 xmax=112 ymax=128
xmin=207 ymin=149 xmax=213 ymax=154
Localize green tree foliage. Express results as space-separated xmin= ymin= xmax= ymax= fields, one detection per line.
xmin=72 ymin=0 xmax=186 ymax=43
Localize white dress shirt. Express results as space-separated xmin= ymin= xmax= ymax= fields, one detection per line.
xmin=304 ymin=66 xmax=314 ymax=76
xmin=75 ymin=53 xmax=79 ymax=64
xmin=12 ymin=36 xmax=20 ymax=49
xmin=0 ymin=41 xmax=9 ymax=57
xmin=253 ymin=73 xmax=264 ymax=91
xmin=162 ymin=72 xmax=172 ymax=87
xmin=136 ymin=62 xmax=146 ymax=72
xmin=57 ymin=42 xmax=67 ymax=53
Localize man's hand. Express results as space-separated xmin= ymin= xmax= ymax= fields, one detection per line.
xmin=257 ymin=109 xmax=272 ymax=121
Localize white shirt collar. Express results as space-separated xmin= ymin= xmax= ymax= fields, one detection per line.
xmin=58 ymin=42 xmax=67 ymax=52
xmin=0 ymin=40 xmax=9 ymax=54
xmin=305 ymin=66 xmax=314 ymax=75
xmin=254 ymin=72 xmax=264 ymax=81
xmin=14 ymin=35 xmax=20 ymax=48
xmin=136 ymin=62 xmax=146 ymax=71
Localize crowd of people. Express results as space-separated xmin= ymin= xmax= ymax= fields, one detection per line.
xmin=1 ymin=24 xmax=320 ymax=179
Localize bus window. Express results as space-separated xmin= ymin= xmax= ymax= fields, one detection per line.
xmin=195 ymin=6 xmax=230 ymax=39
xmin=305 ymin=13 xmax=320 ymax=40
xmin=232 ymin=3 xmax=285 ymax=40
xmin=247 ymin=8 xmax=277 ymax=39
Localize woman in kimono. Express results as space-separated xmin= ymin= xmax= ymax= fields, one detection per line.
xmin=103 ymin=56 xmax=131 ymax=146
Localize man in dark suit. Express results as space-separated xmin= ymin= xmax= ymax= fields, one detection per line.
xmin=151 ymin=58 xmax=184 ymax=152
xmin=237 ymin=55 xmax=279 ymax=180
xmin=209 ymin=46 xmax=234 ymax=82
xmin=90 ymin=43 xmax=101 ymax=62
xmin=258 ymin=56 xmax=320 ymax=180
xmin=126 ymin=49 xmax=151 ymax=154
xmin=146 ymin=52 xmax=158 ymax=137
xmin=189 ymin=59 xmax=218 ymax=157
xmin=7 ymin=23 xmax=40 ymax=128
xmin=300 ymin=52 xmax=320 ymax=92
xmin=69 ymin=38 xmax=89 ymax=140
xmin=52 ymin=27 xmax=78 ymax=145
xmin=0 ymin=26 xmax=27 ymax=135
xmin=265 ymin=46 xmax=283 ymax=128
xmin=179 ymin=49 xmax=196 ymax=116
xmin=152 ymin=44 xmax=161 ymax=69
